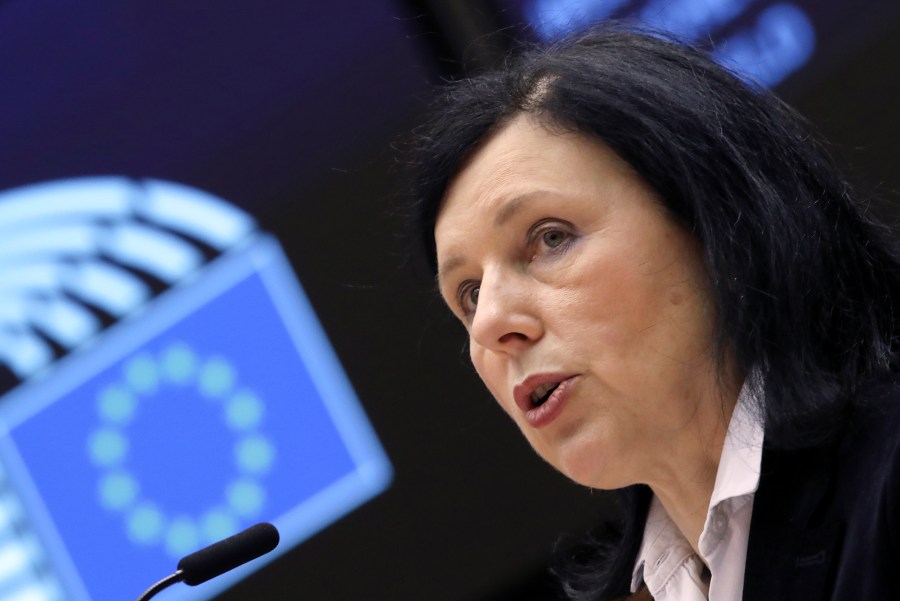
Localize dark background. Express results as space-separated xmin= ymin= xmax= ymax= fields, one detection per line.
xmin=0 ymin=1 xmax=898 ymax=599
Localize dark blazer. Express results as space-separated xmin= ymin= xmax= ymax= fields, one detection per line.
xmin=744 ymin=379 xmax=900 ymax=600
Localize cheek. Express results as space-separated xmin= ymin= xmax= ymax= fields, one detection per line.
xmin=557 ymin=262 xmax=647 ymax=344
xmin=469 ymin=346 xmax=514 ymax=414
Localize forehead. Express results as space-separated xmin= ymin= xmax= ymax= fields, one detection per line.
xmin=434 ymin=115 xmax=641 ymax=270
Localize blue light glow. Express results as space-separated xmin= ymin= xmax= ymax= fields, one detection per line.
xmin=527 ymin=0 xmax=628 ymax=40
xmin=714 ymin=3 xmax=815 ymax=86
xmin=640 ymin=0 xmax=754 ymax=41
xmin=524 ymin=0 xmax=816 ymax=87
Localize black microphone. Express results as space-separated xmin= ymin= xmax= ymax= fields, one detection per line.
xmin=136 ymin=522 xmax=280 ymax=601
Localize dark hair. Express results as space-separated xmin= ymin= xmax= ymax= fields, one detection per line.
xmin=408 ymin=24 xmax=900 ymax=600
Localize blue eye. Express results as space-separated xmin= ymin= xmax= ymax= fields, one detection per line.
xmin=528 ymin=219 xmax=575 ymax=256
xmin=542 ymin=229 xmax=568 ymax=248
xmin=457 ymin=281 xmax=480 ymax=315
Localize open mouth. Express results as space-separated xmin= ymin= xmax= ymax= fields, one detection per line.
xmin=530 ymin=382 xmax=560 ymax=407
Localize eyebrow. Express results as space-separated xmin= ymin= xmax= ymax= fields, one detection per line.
xmin=493 ymin=191 xmax=541 ymax=227
xmin=436 ymin=192 xmax=545 ymax=288
xmin=436 ymin=254 xmax=465 ymax=289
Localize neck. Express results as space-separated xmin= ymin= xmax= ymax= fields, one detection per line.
xmin=646 ymin=372 xmax=742 ymax=555
xmin=650 ymin=446 xmax=723 ymax=556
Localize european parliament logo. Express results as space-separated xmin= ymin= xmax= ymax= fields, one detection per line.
xmin=0 ymin=178 xmax=392 ymax=600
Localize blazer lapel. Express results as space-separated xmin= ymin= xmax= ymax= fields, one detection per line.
xmin=743 ymin=443 xmax=840 ymax=601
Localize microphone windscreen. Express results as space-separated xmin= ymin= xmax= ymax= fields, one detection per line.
xmin=177 ymin=522 xmax=280 ymax=586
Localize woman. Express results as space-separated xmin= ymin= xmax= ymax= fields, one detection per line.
xmin=409 ymin=25 xmax=900 ymax=601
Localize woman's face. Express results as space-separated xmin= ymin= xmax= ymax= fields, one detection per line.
xmin=434 ymin=114 xmax=725 ymax=489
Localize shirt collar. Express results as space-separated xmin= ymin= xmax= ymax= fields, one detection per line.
xmin=709 ymin=378 xmax=764 ymax=507
xmin=631 ymin=496 xmax=699 ymax=594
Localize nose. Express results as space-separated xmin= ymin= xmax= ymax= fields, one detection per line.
xmin=469 ymin=269 xmax=543 ymax=353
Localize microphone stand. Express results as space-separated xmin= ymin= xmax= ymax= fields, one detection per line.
xmin=136 ymin=570 xmax=184 ymax=601
xmin=134 ymin=521 xmax=278 ymax=600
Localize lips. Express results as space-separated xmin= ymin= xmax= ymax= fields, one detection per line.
xmin=513 ymin=373 xmax=578 ymax=427
xmin=531 ymin=382 xmax=559 ymax=405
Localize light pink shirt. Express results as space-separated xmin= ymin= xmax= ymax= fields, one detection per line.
xmin=631 ymin=382 xmax=764 ymax=601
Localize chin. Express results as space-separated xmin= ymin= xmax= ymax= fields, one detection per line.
xmin=549 ymin=434 xmax=629 ymax=490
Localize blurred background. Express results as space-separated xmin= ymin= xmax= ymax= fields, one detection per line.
xmin=0 ymin=1 xmax=898 ymax=600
